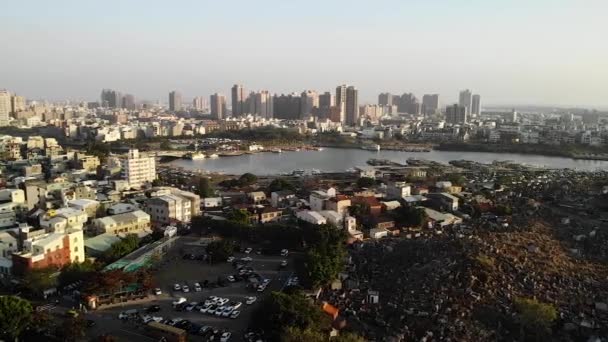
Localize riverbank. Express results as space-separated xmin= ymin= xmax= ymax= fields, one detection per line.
xmin=436 ymin=143 xmax=608 ymax=161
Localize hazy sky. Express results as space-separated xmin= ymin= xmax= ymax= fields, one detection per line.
xmin=1 ymin=0 xmax=607 ymax=108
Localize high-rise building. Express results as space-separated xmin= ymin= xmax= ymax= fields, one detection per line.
xmin=169 ymin=91 xmax=182 ymax=111
xmin=121 ymin=149 xmax=156 ymax=188
xmin=345 ymin=86 xmax=359 ymax=125
xmin=378 ymin=93 xmax=393 ymax=106
xmin=210 ymin=93 xmax=227 ymax=119
xmin=335 ymin=84 xmax=347 ymax=122
xmin=122 ymin=94 xmax=136 ymax=110
xmin=250 ymin=91 xmax=273 ymax=118
xmin=231 ymin=84 xmax=247 ymax=116
xmin=193 ymin=96 xmax=208 ymax=112
xmin=273 ymin=94 xmax=301 ymax=120
xmin=445 ymin=104 xmax=468 ymax=124
xmin=10 ymin=95 xmax=26 ymax=114
xmin=300 ymin=90 xmax=319 ymax=118
xmin=422 ymin=94 xmax=439 ymax=116
xmin=0 ymin=90 xmax=10 ymax=127
xmin=459 ymin=89 xmax=472 ymax=115
xmin=398 ymin=93 xmax=421 ymax=115
xmin=101 ymin=89 xmax=112 ymax=107
xmin=471 ymin=94 xmax=481 ymax=117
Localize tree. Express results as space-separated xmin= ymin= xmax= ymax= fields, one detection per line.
xmin=267 ymin=178 xmax=295 ymax=193
xmin=356 ymin=177 xmax=376 ymax=188
xmin=301 ymin=224 xmax=347 ymax=288
xmin=60 ymin=315 xmax=87 ymax=342
xmin=335 ymin=332 xmax=367 ymax=342
xmin=282 ymin=326 xmax=325 ymax=342
xmin=23 ymin=267 xmax=58 ymax=295
xmin=238 ymin=173 xmax=258 ymax=186
xmin=206 ymin=239 xmax=235 ymax=263
xmin=159 ymin=140 xmax=171 ymax=150
xmin=448 ymin=173 xmax=466 ymax=186
xmin=0 ymin=296 xmax=33 ymax=341
xmin=495 ymin=204 xmax=513 ymax=216
xmin=197 ymin=177 xmax=215 ymax=198
xmin=227 ymin=209 xmax=251 ymax=225
xmin=251 ymin=291 xmax=329 ymax=342
xmin=103 ymin=234 xmax=140 ymax=261
xmin=392 ymin=206 xmax=428 ymax=229
xmin=514 ymin=297 xmax=557 ymax=338
xmin=83 ymin=270 xmax=136 ymax=295
xmin=59 ymin=260 xmax=98 ymax=287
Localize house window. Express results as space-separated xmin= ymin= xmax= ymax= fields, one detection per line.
xmin=74 ymin=247 xmax=78 ymax=252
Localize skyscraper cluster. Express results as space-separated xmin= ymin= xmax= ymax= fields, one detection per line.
xmin=101 ymin=89 xmax=136 ymax=110
xmin=169 ymin=91 xmax=182 ymax=112
xmin=458 ymin=89 xmax=481 ymax=117
xmin=0 ymin=90 xmax=27 ymax=127
xmin=210 ymin=93 xmax=227 ymax=119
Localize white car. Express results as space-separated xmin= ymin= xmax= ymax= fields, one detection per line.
xmin=200 ymin=304 xmax=213 ymax=314
xmin=227 ymin=275 xmax=235 ymax=282
xmin=244 ymin=247 xmax=253 ymax=254
xmin=182 ymin=285 xmax=190 ymax=293
xmin=230 ymin=310 xmax=240 ymax=319
xmin=217 ymin=298 xmax=229 ymax=306
xmin=245 ymin=296 xmax=257 ymax=305
xmin=215 ymin=306 xmax=225 ymax=316
xmin=194 ymin=283 xmax=202 ymax=292
xmin=173 ymin=284 xmax=181 ymax=291
xmin=227 ymin=256 xmax=235 ymax=263
xmin=154 ymin=288 xmax=162 ymax=295
xmin=280 ymin=260 xmax=288 ymax=267
xmin=232 ymin=302 xmax=242 ymax=310
xmin=280 ymin=249 xmax=289 ymax=257
xmin=221 ymin=307 xmax=234 ymax=317
xmin=172 ymin=297 xmax=187 ymax=306
xmin=207 ymin=306 xmax=218 ymax=315
xmin=242 ymin=257 xmax=253 ymax=262
xmin=220 ymin=332 xmax=232 ymax=342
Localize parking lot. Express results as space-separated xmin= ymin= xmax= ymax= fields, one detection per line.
xmin=85 ymin=236 xmax=294 ymax=341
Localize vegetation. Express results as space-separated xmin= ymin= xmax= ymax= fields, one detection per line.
xmin=60 ymin=315 xmax=87 ymax=342
xmin=219 ymin=172 xmax=258 ymax=188
xmin=514 ymin=297 xmax=557 ymax=336
xmin=356 ymin=177 xmax=376 ymax=188
xmin=267 ymin=178 xmax=296 ymax=193
xmin=83 ymin=269 xmax=136 ymax=295
xmin=23 ymin=267 xmax=58 ymax=295
xmin=301 ymin=224 xmax=347 ymax=288
xmin=251 ymin=291 xmax=329 ymax=342
xmin=206 ymin=239 xmax=235 ymax=263
xmin=196 ymin=177 xmax=215 ymax=198
xmin=447 ymin=173 xmax=466 ymax=186
xmin=59 ymin=260 xmax=99 ymax=287
xmin=391 ymin=206 xmax=428 ymax=229
xmin=103 ymin=234 xmax=140 ymax=261
xmin=227 ymin=209 xmax=252 ymax=225
xmin=495 ymin=204 xmax=513 ymax=216
xmin=0 ymin=296 xmax=33 ymax=341
xmin=207 ymin=127 xmax=305 ymax=143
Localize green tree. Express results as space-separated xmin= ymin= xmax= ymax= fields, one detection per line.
xmin=206 ymin=239 xmax=235 ymax=263
xmin=103 ymin=234 xmax=140 ymax=261
xmin=23 ymin=267 xmax=59 ymax=295
xmin=495 ymin=204 xmax=513 ymax=216
xmin=60 ymin=315 xmax=87 ymax=342
xmin=447 ymin=173 xmax=466 ymax=186
xmin=356 ymin=177 xmax=376 ymax=188
xmin=514 ymin=297 xmax=557 ymax=338
xmin=392 ymin=206 xmax=428 ymax=229
xmin=301 ymin=224 xmax=347 ymax=288
xmin=59 ymin=260 xmax=98 ymax=287
xmin=335 ymin=332 xmax=367 ymax=342
xmin=197 ymin=177 xmax=215 ymax=198
xmin=251 ymin=291 xmax=329 ymax=342
xmin=282 ymin=326 xmax=325 ymax=342
xmin=238 ymin=173 xmax=258 ymax=186
xmin=159 ymin=140 xmax=171 ymax=150
xmin=267 ymin=178 xmax=295 ymax=193
xmin=0 ymin=296 xmax=33 ymax=341
xmin=227 ymin=209 xmax=251 ymax=225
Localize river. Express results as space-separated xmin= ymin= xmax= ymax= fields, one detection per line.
xmin=168 ymin=148 xmax=608 ymax=175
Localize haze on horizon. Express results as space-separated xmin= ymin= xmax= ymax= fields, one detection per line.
xmin=1 ymin=0 xmax=607 ymax=109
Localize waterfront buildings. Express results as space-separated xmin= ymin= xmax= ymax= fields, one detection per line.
xmin=422 ymin=94 xmax=439 ymax=116
xmin=446 ymin=104 xmax=468 ymax=124
xmin=458 ymin=89 xmax=473 ymax=116
xmin=120 ymin=149 xmax=156 ymax=188
xmin=231 ymin=84 xmax=247 ymax=116
xmin=210 ymin=93 xmax=227 ymax=119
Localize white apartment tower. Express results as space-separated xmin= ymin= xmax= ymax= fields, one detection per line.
xmin=458 ymin=89 xmax=473 ymax=116
xmin=0 ymin=90 xmax=11 ymax=127
xmin=121 ymin=149 xmax=156 ymax=188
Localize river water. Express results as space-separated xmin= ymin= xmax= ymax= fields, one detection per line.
xmin=168 ymin=148 xmax=608 ymax=175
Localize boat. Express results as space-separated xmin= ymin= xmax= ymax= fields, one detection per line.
xmin=271 ymin=148 xmax=282 ymax=153
xmin=186 ymin=152 xmax=206 ymax=160
xmin=361 ymin=144 xmax=381 ymax=151
xmin=209 ymin=153 xmax=219 ymax=158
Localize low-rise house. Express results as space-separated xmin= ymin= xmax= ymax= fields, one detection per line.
xmin=248 ymin=191 xmax=266 ymax=204
xmin=259 ymin=207 xmax=282 ymax=223
xmin=426 ymin=192 xmax=459 ymax=211
xmin=270 ymin=190 xmax=295 ymax=208
xmin=369 ymin=228 xmax=388 ymax=239
xmin=296 ymin=210 xmax=327 ymax=225
xmin=319 ymin=210 xmax=343 ymax=227
xmin=84 ymin=234 xmax=122 ymax=257
xmin=381 ymin=200 xmax=401 ymax=211
xmin=326 ymin=195 xmax=351 ymax=216
xmin=422 ymin=207 xmax=463 ymax=227
xmin=107 ymin=203 xmax=138 ymax=215
xmin=202 ymin=197 xmax=222 ymax=209
xmin=352 ymin=196 xmax=382 ymax=216
xmin=386 ymin=181 xmax=411 ymax=199
xmin=68 ymin=199 xmax=100 ymax=219
xmin=309 ymin=187 xmax=336 ymax=212
xmin=91 ymin=210 xmax=151 ymax=236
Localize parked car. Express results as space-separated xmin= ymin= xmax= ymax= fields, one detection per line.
xmin=280 ymin=260 xmax=288 ymax=267
xmin=230 ymin=310 xmax=240 ymax=319
xmin=245 ymin=296 xmax=257 ymax=305
xmin=227 ymin=256 xmax=235 ymax=263
xmin=227 ymin=275 xmax=235 ymax=282
xmin=118 ymin=309 xmax=138 ymax=320
xmin=182 ymin=285 xmax=190 ymax=293
xmin=232 ymin=302 xmax=242 ymax=310
xmin=244 ymin=247 xmax=253 ymax=254
xmin=185 ymin=302 xmax=198 ymax=311
xmin=154 ymin=288 xmax=162 ymax=295
xmin=280 ymin=249 xmax=289 ymax=257
xmin=145 ymin=305 xmax=161 ymax=313
xmin=220 ymin=332 xmax=232 ymax=342
xmin=173 ymin=283 xmax=181 ymax=291
xmin=194 ymin=282 xmax=202 ymax=292
xmin=172 ymin=297 xmax=187 ymax=306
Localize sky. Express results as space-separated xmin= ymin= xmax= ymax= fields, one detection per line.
xmin=1 ymin=0 xmax=607 ymax=108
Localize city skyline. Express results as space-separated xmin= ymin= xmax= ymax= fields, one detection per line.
xmin=1 ymin=0 xmax=607 ymax=108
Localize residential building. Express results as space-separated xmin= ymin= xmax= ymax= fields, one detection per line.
xmin=248 ymin=191 xmax=267 ymax=204
xmin=422 ymin=94 xmax=439 ymax=116
xmin=309 ymin=188 xmax=336 ymax=212
xmin=445 ymin=104 xmax=468 ymax=124
xmin=91 ymin=210 xmax=151 ymax=236
xmin=386 ymin=181 xmax=411 ymax=199
xmin=0 ymin=90 xmax=10 ymax=127
xmin=296 ymin=210 xmax=327 ymax=225
xmin=378 ymin=93 xmax=393 ymax=106
xmin=345 ymin=86 xmax=359 ymax=125
xmin=326 ymin=195 xmax=351 ymax=216
xmin=458 ymin=89 xmax=472 ymax=116
xmin=471 ymin=94 xmax=481 ymax=116
xmin=270 ymin=190 xmax=295 ymax=208
xmin=251 ymin=91 xmax=273 ymax=118
xmin=259 ymin=207 xmax=282 ymax=223
xmin=202 ymin=197 xmax=222 ymax=209
xmin=301 ymin=90 xmax=319 ymax=118
xmin=273 ymin=94 xmax=301 ymax=120
xmin=120 ymin=149 xmax=156 ymax=188
xmin=210 ymin=93 xmax=227 ymax=119
xmin=231 ymin=84 xmax=247 ymax=116
xmin=169 ymin=91 xmax=182 ymax=112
